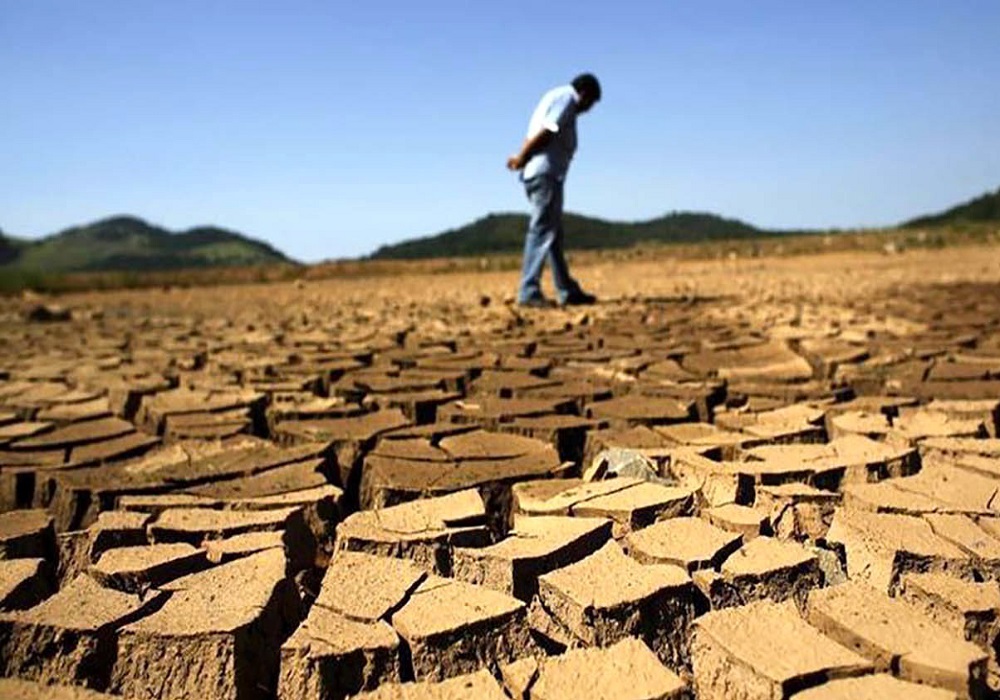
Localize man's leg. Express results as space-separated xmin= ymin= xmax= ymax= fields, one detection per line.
xmin=517 ymin=175 xmax=559 ymax=303
xmin=544 ymin=179 xmax=583 ymax=303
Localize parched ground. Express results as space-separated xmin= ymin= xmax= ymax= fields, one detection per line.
xmin=1 ymin=244 xmax=1000 ymax=699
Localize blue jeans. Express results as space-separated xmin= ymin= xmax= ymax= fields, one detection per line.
xmin=518 ymin=175 xmax=582 ymax=303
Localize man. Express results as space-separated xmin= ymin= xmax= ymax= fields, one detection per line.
xmin=506 ymin=73 xmax=601 ymax=308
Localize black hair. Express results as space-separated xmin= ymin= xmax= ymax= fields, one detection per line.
xmin=572 ymin=73 xmax=601 ymax=102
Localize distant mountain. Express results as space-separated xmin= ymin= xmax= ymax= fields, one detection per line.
xmin=1 ymin=216 xmax=294 ymax=273
xmin=0 ymin=230 xmax=26 ymax=266
xmin=370 ymin=211 xmax=779 ymax=260
xmin=903 ymin=186 xmax=1000 ymax=228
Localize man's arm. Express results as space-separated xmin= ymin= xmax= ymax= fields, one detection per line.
xmin=506 ymin=128 xmax=553 ymax=171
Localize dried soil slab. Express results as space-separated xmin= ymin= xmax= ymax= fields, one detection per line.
xmin=224 ymin=483 xmax=343 ymax=518
xmin=893 ymin=410 xmax=988 ymax=443
xmin=117 ymin=493 xmax=222 ymax=515
xmin=353 ymin=669 xmax=508 ymax=700
xmin=150 ymin=505 xmax=307 ymax=543
xmin=0 ymin=574 xmax=167 ymax=687
xmin=753 ymin=484 xmax=841 ymax=541
xmin=336 ymin=489 xmax=489 ymax=575
xmin=727 ymin=455 xmax=831 ymax=491
xmin=379 ymin=421 xmax=477 ymax=442
xmin=806 ymin=581 xmax=989 ymax=698
xmin=736 ymin=419 xmax=827 ymax=445
xmin=0 ymin=420 xmax=53 ymax=446
xmin=517 ymin=378 xmax=615 ymax=409
xmin=0 ymin=509 xmax=56 ymax=560
xmin=900 ymin=572 xmax=1000 ymax=651
xmin=8 ymin=416 xmax=136 ymax=452
xmin=183 ymin=457 xmax=342 ymax=541
xmin=798 ymin=338 xmax=869 ymax=378
xmin=683 ymin=341 xmax=814 ymax=383
xmin=0 ymin=558 xmax=53 ymax=611
xmin=920 ymin=437 xmax=1000 ymax=462
xmin=278 ymin=604 xmax=401 ymax=700
xmin=585 ymin=395 xmax=696 ymax=429
xmin=513 ymin=478 xmax=642 ymax=517
xmin=702 ymin=504 xmax=767 ymax=540
xmin=843 ymin=462 xmax=1000 ymax=517
xmin=452 ymin=515 xmax=612 ymax=600
xmin=0 ymin=678 xmax=121 ymax=699
xmin=469 ymin=370 xmax=560 ymax=397
xmin=400 ymin=367 xmax=469 ymax=394
xmin=370 ymin=437 xmax=452 ymax=462
xmin=691 ymin=599 xmax=871 ymax=700
xmin=792 ymin=674 xmax=955 ymax=700
xmin=536 ymin=541 xmax=697 ymax=668
xmin=149 ymin=505 xmax=314 ymax=570
xmin=86 ymin=510 xmax=152 ymax=560
xmin=670 ymin=451 xmax=752 ymax=508
xmin=946 ymin=454 xmax=1000 ymax=481
xmin=266 ymin=396 xmax=365 ymax=431
xmin=439 ymin=429 xmax=552 ymax=460
xmin=702 ymin=536 xmax=821 ymax=609
xmin=203 ymin=530 xmax=285 ymax=563
xmin=506 ymin=637 xmax=689 ymax=700
xmin=626 ymin=517 xmax=742 ymax=572
xmin=112 ymin=548 xmax=301 ymax=700
xmin=438 ymin=396 xmax=578 ymax=432
xmin=136 ymin=387 xmax=266 ymax=435
xmin=655 ymin=422 xmax=763 ymax=460
xmin=182 ymin=456 xmax=330 ymax=501
xmin=501 ymin=414 xmax=600 ymax=463
xmin=893 ymin=462 xmax=1000 ymax=515
xmin=390 ymin=575 xmax=532 ymax=681
xmin=827 ymin=410 xmax=892 ymax=441
xmin=66 ymin=430 xmax=160 ymax=467
xmin=571 ymin=482 xmax=696 ymax=538
xmin=825 ymin=508 xmax=971 ymax=593
xmin=359 ymin=449 xmax=563 ymax=511
xmin=271 ymin=409 xmax=411 ymax=486
xmin=927 ymin=361 xmax=993 ymax=382
xmin=744 ymin=434 xmax=919 ymax=488
xmin=923 ymin=513 xmax=1000 ymax=574
xmin=924 ymin=399 xmax=1000 ymax=437
xmin=840 ymin=480 xmax=947 ymax=515
xmin=46 ymin=439 xmax=327 ymax=530
xmin=89 ymin=542 xmax=209 ymax=593
xmin=363 ymin=389 xmax=462 ymax=425
xmin=314 ymin=550 xmax=426 ymax=621
xmin=162 ymin=408 xmax=253 ymax=440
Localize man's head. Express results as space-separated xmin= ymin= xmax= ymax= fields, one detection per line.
xmin=572 ymin=73 xmax=601 ymax=113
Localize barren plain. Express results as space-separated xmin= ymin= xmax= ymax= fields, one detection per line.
xmin=1 ymin=244 xmax=1000 ymax=699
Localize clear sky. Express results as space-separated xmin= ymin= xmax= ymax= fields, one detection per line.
xmin=2 ymin=1 xmax=998 ymax=262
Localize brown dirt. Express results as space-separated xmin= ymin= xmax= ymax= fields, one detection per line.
xmin=1 ymin=244 xmax=1000 ymax=696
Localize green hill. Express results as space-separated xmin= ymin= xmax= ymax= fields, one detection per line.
xmin=903 ymin=186 xmax=1000 ymax=228
xmin=370 ymin=211 xmax=781 ymax=260
xmin=2 ymin=216 xmax=294 ymax=273
xmin=0 ymin=230 xmax=27 ymax=266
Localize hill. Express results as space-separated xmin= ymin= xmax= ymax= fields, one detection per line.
xmin=1 ymin=216 xmax=294 ymax=273
xmin=0 ymin=230 xmax=27 ymax=266
xmin=903 ymin=186 xmax=1000 ymax=228
xmin=370 ymin=211 xmax=780 ymax=260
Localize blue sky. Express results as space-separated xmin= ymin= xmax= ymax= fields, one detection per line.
xmin=2 ymin=1 xmax=998 ymax=261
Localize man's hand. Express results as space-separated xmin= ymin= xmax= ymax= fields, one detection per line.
xmin=506 ymin=129 xmax=553 ymax=172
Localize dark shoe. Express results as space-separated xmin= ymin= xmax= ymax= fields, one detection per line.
xmin=518 ymin=296 xmax=557 ymax=309
xmin=562 ymin=291 xmax=597 ymax=306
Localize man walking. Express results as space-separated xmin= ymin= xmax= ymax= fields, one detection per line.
xmin=507 ymin=73 xmax=601 ymax=308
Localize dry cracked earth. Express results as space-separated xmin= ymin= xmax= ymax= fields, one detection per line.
xmin=1 ymin=246 xmax=1000 ymax=700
